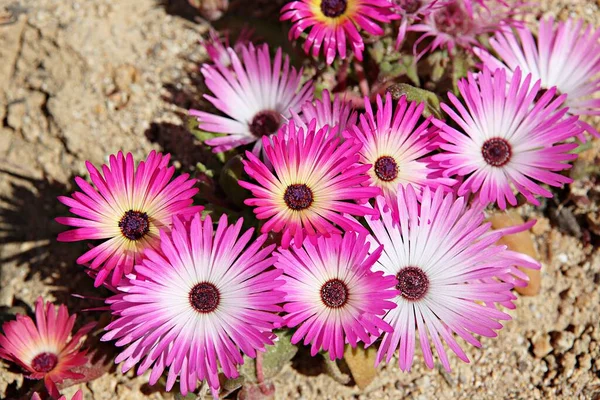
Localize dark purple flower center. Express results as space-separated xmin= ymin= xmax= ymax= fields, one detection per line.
xmin=481 ymin=138 xmax=511 ymax=167
xmin=283 ymin=184 xmax=314 ymax=211
xmin=249 ymin=110 xmax=281 ymax=138
xmin=396 ymin=266 xmax=429 ymax=301
xmin=189 ymin=282 xmax=220 ymax=313
xmin=119 ymin=210 xmax=150 ymax=241
xmin=320 ymin=279 xmax=349 ymax=308
xmin=374 ymin=156 xmax=399 ymax=182
xmin=31 ymin=352 xmax=58 ymax=373
xmin=320 ymin=0 xmax=347 ymax=18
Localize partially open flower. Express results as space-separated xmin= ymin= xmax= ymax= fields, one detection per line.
xmin=280 ymin=0 xmax=394 ymax=64
xmin=409 ymin=0 xmax=519 ymax=59
xmin=475 ymin=17 xmax=600 ymax=137
xmin=291 ymin=89 xmax=357 ymax=138
xmin=0 ymin=298 xmax=94 ymax=399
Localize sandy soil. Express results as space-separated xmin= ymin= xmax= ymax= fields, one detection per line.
xmin=1 ymin=0 xmax=600 ymax=399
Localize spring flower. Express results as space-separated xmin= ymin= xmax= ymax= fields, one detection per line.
xmin=102 ymin=213 xmax=284 ymax=398
xmin=432 ymin=67 xmax=582 ymax=209
xmin=345 ymin=93 xmax=455 ymax=219
xmin=190 ymin=43 xmax=313 ymax=155
xmin=280 ymin=0 xmax=394 ymax=65
xmin=368 ymin=185 xmax=539 ymax=371
xmin=276 ymin=232 xmax=397 ymax=360
xmin=475 ymin=17 xmax=600 ymax=137
xmin=200 ymin=27 xmax=254 ymax=67
xmin=291 ymin=89 xmax=357 ymax=137
xmin=240 ymin=121 xmax=381 ymax=249
xmin=56 ymin=151 xmax=201 ymax=287
xmin=0 ymin=298 xmax=94 ymax=398
xmin=409 ymin=0 xmax=518 ymax=59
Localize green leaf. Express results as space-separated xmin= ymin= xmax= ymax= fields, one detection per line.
xmin=386 ymin=83 xmax=444 ymax=119
xmin=239 ymin=330 xmax=298 ymax=382
xmin=218 ymin=155 xmax=250 ymax=207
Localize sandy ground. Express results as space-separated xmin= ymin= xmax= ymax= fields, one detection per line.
xmin=1 ymin=0 xmax=600 ymax=399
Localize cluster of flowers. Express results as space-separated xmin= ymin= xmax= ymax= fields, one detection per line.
xmin=1 ymin=0 xmax=599 ymax=399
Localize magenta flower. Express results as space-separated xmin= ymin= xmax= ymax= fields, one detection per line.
xmin=409 ymin=0 xmax=518 ymax=59
xmin=345 ymin=93 xmax=455 ymax=219
xmin=475 ymin=17 xmax=600 ymax=137
xmin=432 ymin=68 xmax=582 ymax=209
xmin=190 ymin=43 xmax=313 ymax=155
xmin=368 ymin=185 xmax=538 ymax=371
xmin=102 ymin=213 xmax=284 ymax=397
xmin=0 ymin=298 xmax=94 ymax=398
xmin=56 ymin=151 xmax=201 ymax=286
xmin=276 ymin=232 xmax=397 ymax=360
xmin=240 ymin=122 xmax=380 ymax=249
xmin=291 ymin=89 xmax=357 ymax=137
xmin=280 ymin=0 xmax=394 ymax=65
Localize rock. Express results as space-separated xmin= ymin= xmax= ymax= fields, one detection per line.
xmin=6 ymin=101 xmax=26 ymax=131
xmin=344 ymin=345 xmax=379 ymax=390
xmin=113 ymin=64 xmax=139 ymax=92
xmin=551 ymin=331 xmax=575 ymax=353
xmin=488 ymin=210 xmax=541 ymax=295
xmin=533 ymin=334 xmax=553 ymax=358
xmin=560 ymin=353 xmax=576 ymax=379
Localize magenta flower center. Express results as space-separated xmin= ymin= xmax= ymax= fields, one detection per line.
xmin=284 ymin=184 xmax=314 ymax=211
xmin=31 ymin=352 xmax=58 ymax=373
xmin=320 ymin=0 xmax=347 ymax=18
xmin=482 ymin=138 xmax=512 ymax=167
xmin=320 ymin=279 xmax=349 ymax=308
xmin=396 ymin=266 xmax=429 ymax=301
xmin=374 ymin=156 xmax=399 ymax=182
xmin=119 ymin=210 xmax=150 ymax=241
xmin=189 ymin=282 xmax=220 ymax=313
xmin=249 ymin=110 xmax=281 ymax=138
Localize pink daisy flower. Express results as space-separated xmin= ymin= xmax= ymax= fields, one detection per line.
xmin=275 ymin=232 xmax=397 ymax=360
xmin=239 ymin=122 xmax=381 ymax=249
xmin=102 ymin=213 xmax=284 ymax=397
xmin=409 ymin=0 xmax=518 ymax=59
xmin=345 ymin=93 xmax=455 ymax=219
xmin=432 ymin=67 xmax=582 ymax=209
xmin=0 ymin=298 xmax=94 ymax=398
xmin=475 ymin=17 xmax=600 ymax=137
xmin=367 ymin=185 xmax=538 ymax=371
xmin=291 ymin=89 xmax=358 ymax=137
xmin=189 ymin=43 xmax=313 ymax=155
xmin=56 ymin=151 xmax=201 ymax=287
xmin=280 ymin=0 xmax=394 ymax=65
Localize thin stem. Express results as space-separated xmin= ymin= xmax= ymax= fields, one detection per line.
xmin=354 ymin=60 xmax=370 ymax=97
